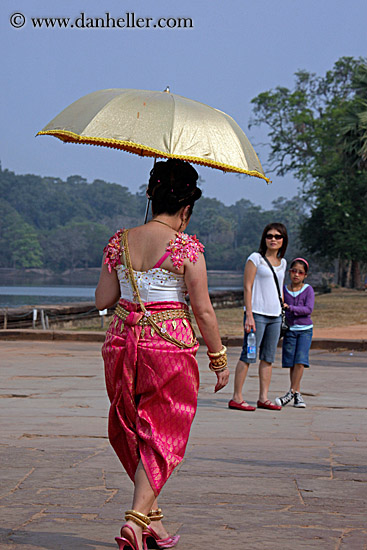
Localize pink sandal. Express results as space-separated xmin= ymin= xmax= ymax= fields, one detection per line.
xmin=115 ymin=524 xmax=140 ymax=550
xmin=116 ymin=510 xmax=151 ymax=550
xmin=144 ymin=526 xmax=180 ymax=549
xmin=144 ymin=508 xmax=180 ymax=549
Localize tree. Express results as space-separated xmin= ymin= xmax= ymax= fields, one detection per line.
xmin=0 ymin=199 xmax=43 ymax=268
xmin=250 ymin=57 xmax=367 ymax=287
xmin=41 ymin=221 xmax=111 ymax=271
xmin=341 ymin=64 xmax=367 ymax=169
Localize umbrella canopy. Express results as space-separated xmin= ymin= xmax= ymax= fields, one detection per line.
xmin=37 ymin=88 xmax=269 ymax=183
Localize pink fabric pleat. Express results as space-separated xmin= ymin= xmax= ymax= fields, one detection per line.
xmin=102 ymin=298 xmax=199 ymax=496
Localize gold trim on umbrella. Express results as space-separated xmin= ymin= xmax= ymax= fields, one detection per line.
xmin=36 ymin=129 xmax=270 ymax=183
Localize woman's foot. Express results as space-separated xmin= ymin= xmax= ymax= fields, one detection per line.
xmin=116 ymin=509 xmax=150 ymax=550
xmin=145 ymin=509 xmax=180 ymax=549
xmin=146 ymin=519 xmax=170 ymax=540
xmin=257 ymin=399 xmax=281 ymax=410
xmin=228 ymin=399 xmax=256 ymax=411
xmin=117 ymin=522 xmax=143 ymax=550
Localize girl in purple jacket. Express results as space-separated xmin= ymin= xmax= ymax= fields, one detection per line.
xmin=275 ymin=258 xmax=314 ymax=408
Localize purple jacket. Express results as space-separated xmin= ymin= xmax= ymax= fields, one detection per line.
xmin=283 ymin=284 xmax=314 ymax=327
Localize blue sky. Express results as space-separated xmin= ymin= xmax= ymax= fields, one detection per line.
xmin=1 ymin=0 xmax=366 ymax=207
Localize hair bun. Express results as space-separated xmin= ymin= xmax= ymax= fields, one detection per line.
xmin=147 ymin=159 xmax=201 ymax=215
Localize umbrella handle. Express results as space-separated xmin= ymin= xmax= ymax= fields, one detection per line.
xmin=144 ymin=157 xmax=156 ymax=224
xmin=144 ymin=197 xmax=151 ymax=224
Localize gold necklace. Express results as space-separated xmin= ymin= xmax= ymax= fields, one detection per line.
xmin=149 ymin=219 xmax=177 ymax=231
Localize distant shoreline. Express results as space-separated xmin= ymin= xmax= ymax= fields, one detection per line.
xmin=0 ymin=267 xmax=243 ymax=287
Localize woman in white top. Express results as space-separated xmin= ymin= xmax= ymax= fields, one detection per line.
xmin=228 ymin=223 xmax=288 ymax=412
xmin=95 ymin=159 xmax=229 ymax=550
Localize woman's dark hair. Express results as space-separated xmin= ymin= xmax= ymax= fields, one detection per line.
xmin=259 ymin=222 xmax=288 ymax=258
xmin=290 ymin=258 xmax=309 ymax=274
xmin=147 ymin=159 xmax=202 ymax=216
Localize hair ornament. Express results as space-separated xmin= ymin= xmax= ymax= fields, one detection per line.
xmin=293 ymin=257 xmax=309 ymax=268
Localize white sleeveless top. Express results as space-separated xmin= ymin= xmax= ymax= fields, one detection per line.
xmin=245 ymin=252 xmax=287 ymax=316
xmin=104 ymin=229 xmax=204 ymax=305
xmin=116 ymin=264 xmax=187 ymax=304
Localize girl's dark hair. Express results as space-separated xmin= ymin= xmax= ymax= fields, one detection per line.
xmin=290 ymin=258 xmax=309 ymax=274
xmin=147 ymin=159 xmax=202 ymax=216
xmin=259 ymin=222 xmax=288 ymax=258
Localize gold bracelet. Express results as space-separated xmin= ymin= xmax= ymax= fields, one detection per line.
xmin=208 ymin=356 xmax=228 ymax=370
xmin=209 ymin=353 xmax=228 ymax=367
xmin=210 ymin=355 xmax=227 ymax=364
xmin=209 ymin=363 xmax=228 ymax=373
xmin=207 ymin=345 xmax=227 ymax=359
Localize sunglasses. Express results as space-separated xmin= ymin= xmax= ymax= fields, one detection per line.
xmin=289 ymin=269 xmax=306 ymax=275
xmin=266 ymin=233 xmax=283 ymax=240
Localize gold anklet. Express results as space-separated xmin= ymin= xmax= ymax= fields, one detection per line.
xmin=148 ymin=508 xmax=164 ymax=521
xmin=125 ymin=509 xmax=151 ymax=529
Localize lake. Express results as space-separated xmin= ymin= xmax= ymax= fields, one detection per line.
xmin=0 ymin=286 xmax=97 ymax=308
xmin=0 ymin=278 xmax=243 ymax=308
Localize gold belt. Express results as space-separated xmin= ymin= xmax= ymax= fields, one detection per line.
xmin=112 ymin=303 xmax=197 ymax=347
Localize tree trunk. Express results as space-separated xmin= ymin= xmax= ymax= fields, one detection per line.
xmin=337 ymin=258 xmax=344 ymax=286
xmin=351 ymin=260 xmax=362 ymax=289
xmin=345 ymin=260 xmax=352 ymax=288
xmin=338 ymin=258 xmax=351 ymax=287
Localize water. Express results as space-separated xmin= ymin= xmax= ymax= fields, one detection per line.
xmin=0 ymin=286 xmax=96 ymax=308
xmin=0 ymin=282 xmax=242 ymax=308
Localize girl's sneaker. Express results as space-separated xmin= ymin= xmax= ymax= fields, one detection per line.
xmin=293 ymin=392 xmax=306 ymax=408
xmin=275 ymin=390 xmax=294 ymax=407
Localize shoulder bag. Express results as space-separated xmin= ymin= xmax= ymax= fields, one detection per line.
xmin=262 ymin=255 xmax=289 ymax=338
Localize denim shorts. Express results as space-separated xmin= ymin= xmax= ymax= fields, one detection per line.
xmin=239 ymin=312 xmax=281 ymax=364
xmin=282 ymin=328 xmax=313 ymax=368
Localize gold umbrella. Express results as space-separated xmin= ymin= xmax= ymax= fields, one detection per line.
xmin=37 ymin=88 xmax=269 ymax=183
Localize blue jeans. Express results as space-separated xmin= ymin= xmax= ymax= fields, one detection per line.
xmin=239 ymin=312 xmax=281 ymax=364
xmin=282 ymin=328 xmax=313 ymax=368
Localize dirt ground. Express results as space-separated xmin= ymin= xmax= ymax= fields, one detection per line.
xmin=311 ymin=324 xmax=367 ymax=339
xmin=204 ymin=287 xmax=367 ymax=341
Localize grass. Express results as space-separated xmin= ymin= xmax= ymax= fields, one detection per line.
xmin=195 ymin=287 xmax=367 ymax=337
xmin=51 ymin=288 xmax=367 ymax=335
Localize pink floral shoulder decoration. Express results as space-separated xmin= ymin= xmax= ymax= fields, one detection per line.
xmin=103 ymin=229 xmax=124 ymax=272
xmin=166 ymin=233 xmax=204 ymax=269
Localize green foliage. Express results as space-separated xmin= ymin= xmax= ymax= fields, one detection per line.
xmin=0 ymin=166 xmax=308 ymax=273
xmin=0 ymin=199 xmax=43 ymax=268
xmin=341 ymin=64 xmax=367 ymax=168
xmin=250 ymin=56 xmax=363 ymax=184
xmin=250 ymin=56 xmax=367 ymax=285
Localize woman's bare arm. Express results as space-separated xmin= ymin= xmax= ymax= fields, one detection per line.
xmin=95 ymin=258 xmax=121 ymax=310
xmin=243 ymin=260 xmax=257 ymax=333
xmin=184 ymin=254 xmax=229 ymax=392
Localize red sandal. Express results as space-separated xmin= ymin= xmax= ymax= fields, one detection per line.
xmin=228 ymin=399 xmax=256 ymax=411
xmin=257 ymin=399 xmax=281 ymax=411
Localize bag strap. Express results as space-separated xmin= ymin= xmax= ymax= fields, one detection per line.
xmin=120 ymin=229 xmax=197 ymax=349
xmin=262 ymin=255 xmax=284 ymax=308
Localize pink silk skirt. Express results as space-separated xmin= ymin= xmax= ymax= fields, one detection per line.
xmin=102 ymin=298 xmax=199 ymax=496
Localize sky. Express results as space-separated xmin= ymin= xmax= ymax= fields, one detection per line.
xmin=1 ymin=0 xmax=366 ymax=208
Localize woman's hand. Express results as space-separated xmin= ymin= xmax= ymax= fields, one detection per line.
xmin=244 ymin=314 xmax=256 ymax=333
xmin=214 ymin=367 xmax=230 ymax=393
xmin=284 ymin=303 xmax=289 ymax=309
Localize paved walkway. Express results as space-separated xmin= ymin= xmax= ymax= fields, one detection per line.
xmin=0 ymin=341 xmax=366 ymax=550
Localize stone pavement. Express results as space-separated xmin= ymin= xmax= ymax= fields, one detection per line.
xmin=0 ymin=341 xmax=366 ymax=550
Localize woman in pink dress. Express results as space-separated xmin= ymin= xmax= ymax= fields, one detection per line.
xmin=95 ymin=159 xmax=229 ymax=550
